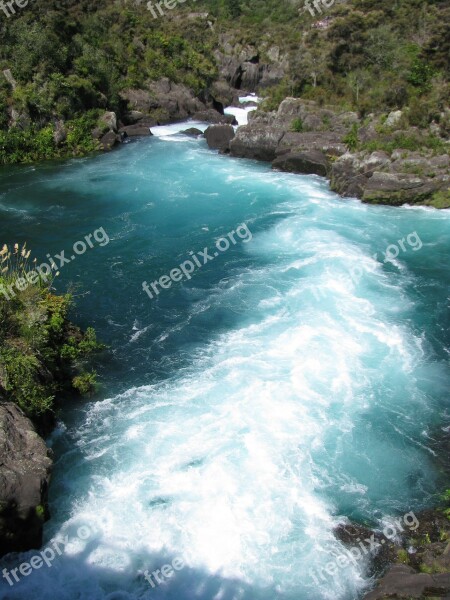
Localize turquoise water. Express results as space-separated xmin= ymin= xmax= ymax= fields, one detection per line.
xmin=0 ymin=130 xmax=449 ymax=600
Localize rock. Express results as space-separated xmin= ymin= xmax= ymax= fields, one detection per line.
xmin=99 ymin=131 xmax=121 ymax=151
xmin=363 ymin=564 xmax=450 ymax=599
xmin=277 ymin=131 xmax=347 ymax=157
xmin=0 ymin=403 xmax=52 ymax=556
xmin=192 ymin=109 xmax=237 ymax=125
xmin=53 ymin=120 xmax=67 ymax=146
xmin=210 ymin=79 xmax=235 ymax=110
xmin=2 ymin=69 xmax=17 ymax=90
xmin=120 ymin=79 xmax=206 ymax=123
xmin=230 ymin=125 xmax=284 ymax=161
xmin=99 ymin=111 xmax=117 ymax=132
xmin=204 ymin=124 xmax=235 ymax=152
xmin=385 ymin=110 xmax=403 ymax=128
xmin=122 ymin=111 xmax=145 ymax=125
xmin=180 ymin=128 xmax=204 ymax=137
xmin=272 ymin=150 xmax=329 ymax=176
xmin=362 ymin=172 xmax=443 ymax=205
xmin=119 ymin=124 xmax=152 ymax=137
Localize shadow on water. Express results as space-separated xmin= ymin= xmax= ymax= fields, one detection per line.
xmin=0 ymin=543 xmax=307 ymax=600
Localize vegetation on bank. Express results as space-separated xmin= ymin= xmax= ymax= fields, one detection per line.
xmin=0 ymin=243 xmax=105 ymax=432
xmin=0 ymin=0 xmax=447 ymax=164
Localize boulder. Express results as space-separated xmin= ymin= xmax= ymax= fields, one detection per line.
xmin=230 ymin=125 xmax=284 ymax=161
xmin=0 ymin=403 xmax=52 ymax=556
xmin=192 ymin=109 xmax=237 ymax=125
xmin=119 ymin=124 xmax=152 ymax=137
xmin=99 ymin=131 xmax=121 ymax=151
xmin=99 ymin=111 xmax=117 ymax=132
xmin=362 ymin=172 xmax=443 ymax=205
xmin=385 ymin=110 xmax=403 ymax=128
xmin=272 ymin=150 xmax=329 ymax=176
xmin=205 ymin=125 xmax=235 ymax=152
xmin=181 ymin=128 xmax=204 ymax=137
xmin=53 ymin=120 xmax=67 ymax=146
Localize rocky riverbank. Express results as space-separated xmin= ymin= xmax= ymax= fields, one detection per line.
xmin=0 ymin=402 xmax=52 ymax=556
xmin=220 ymin=97 xmax=449 ymax=208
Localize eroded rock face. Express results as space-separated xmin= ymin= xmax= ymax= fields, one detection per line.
xmin=273 ymin=150 xmax=329 ymax=176
xmin=0 ymin=403 xmax=52 ymax=556
xmin=120 ymin=78 xmax=205 ymax=124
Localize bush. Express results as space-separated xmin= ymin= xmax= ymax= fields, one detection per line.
xmin=343 ymin=123 xmax=359 ymax=150
xmin=0 ymin=243 xmax=105 ymax=428
xmin=291 ymin=117 xmax=304 ymax=132
xmin=72 ymin=372 xmax=98 ymax=396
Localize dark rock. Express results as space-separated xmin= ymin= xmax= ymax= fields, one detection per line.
xmin=0 ymin=403 xmax=52 ymax=556
xmin=205 ymin=125 xmax=235 ymax=152
xmin=181 ymin=128 xmax=204 ymax=137
xmin=363 ymin=565 xmax=450 ymax=599
xmin=120 ymin=78 xmax=206 ymax=123
xmin=272 ymin=150 xmax=329 ymax=176
xmin=119 ymin=124 xmax=152 ymax=137
xmin=99 ymin=131 xmax=121 ymax=151
xmin=230 ymin=125 xmax=284 ymax=161
xmin=122 ymin=111 xmax=145 ymax=125
xmin=193 ymin=109 xmax=237 ymax=125
xmin=209 ymin=79 xmax=235 ymax=109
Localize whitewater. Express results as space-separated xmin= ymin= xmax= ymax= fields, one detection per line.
xmin=0 ymin=106 xmax=449 ymax=600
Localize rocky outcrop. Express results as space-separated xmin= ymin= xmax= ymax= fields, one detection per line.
xmin=204 ymin=125 xmax=235 ymax=152
xmin=120 ymin=78 xmax=205 ymax=124
xmin=192 ymin=109 xmax=237 ymax=125
xmin=362 ymin=507 xmax=450 ymax=600
xmin=0 ymin=403 xmax=52 ymax=556
xmin=228 ymin=97 xmax=450 ymax=207
xmin=230 ymin=125 xmax=284 ymax=161
xmin=365 ymin=565 xmax=450 ymax=600
xmin=273 ymin=149 xmax=329 ymax=176
xmin=214 ymin=35 xmax=288 ymax=92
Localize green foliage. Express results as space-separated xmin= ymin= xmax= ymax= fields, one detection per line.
xmin=0 ymin=245 xmax=104 ymax=427
xmin=72 ymin=371 xmax=98 ymax=396
xmin=291 ymin=118 xmax=304 ymax=132
xmin=343 ymin=123 xmax=359 ymax=150
xmin=0 ymin=111 xmax=101 ymax=165
xmin=427 ymin=190 xmax=450 ymax=209
xmin=361 ymin=133 xmax=447 ymax=155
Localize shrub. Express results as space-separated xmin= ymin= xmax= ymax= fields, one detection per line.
xmin=72 ymin=372 xmax=98 ymax=396
xmin=291 ymin=117 xmax=304 ymax=132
